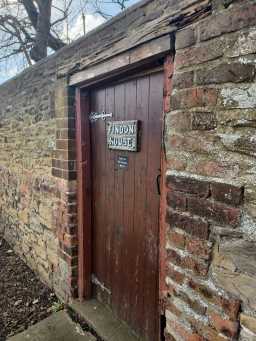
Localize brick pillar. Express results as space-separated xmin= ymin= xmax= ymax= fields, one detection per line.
xmin=52 ymin=78 xmax=78 ymax=298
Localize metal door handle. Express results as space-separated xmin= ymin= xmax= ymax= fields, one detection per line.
xmin=156 ymin=174 xmax=161 ymax=195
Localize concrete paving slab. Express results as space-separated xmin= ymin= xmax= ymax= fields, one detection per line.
xmin=8 ymin=311 xmax=96 ymax=341
xmin=70 ymin=300 xmax=142 ymax=341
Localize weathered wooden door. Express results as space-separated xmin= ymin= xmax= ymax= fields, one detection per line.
xmin=89 ymin=71 xmax=163 ymax=341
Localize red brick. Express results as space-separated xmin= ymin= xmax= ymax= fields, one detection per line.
xmin=209 ymin=311 xmax=239 ymax=338
xmin=166 ymin=263 xmax=186 ymax=284
xmin=70 ymin=287 xmax=78 ymax=298
xmin=164 ymin=333 xmax=176 ymax=341
xmin=167 ymin=190 xmax=187 ymax=210
xmin=166 ymin=282 xmax=177 ymax=296
xmin=62 ymin=170 xmax=77 ymax=181
xmin=59 ymin=250 xmax=78 ymax=266
xmin=56 ymin=128 xmax=76 ymax=140
xmin=68 ymin=276 xmax=78 ymax=288
xmin=167 ymin=230 xmax=186 ymax=249
xmin=56 ymin=118 xmax=76 ymax=129
xmin=63 ymin=233 xmax=78 ymax=247
xmin=200 ymin=3 xmax=256 ymax=41
xmin=164 ymin=55 xmax=174 ymax=112
xmin=52 ymin=167 xmax=62 ymax=178
xmin=56 ymin=139 xmax=76 ymax=150
xmin=187 ymin=316 xmax=229 ymax=341
xmin=167 ymin=249 xmax=209 ymax=276
xmin=166 ymin=300 xmax=182 ymax=317
xmin=63 ymin=245 xmax=78 ymax=257
xmin=211 ymin=182 xmax=244 ymax=206
xmin=65 ymin=203 xmax=77 ymax=214
xmin=63 ymin=213 xmax=77 ymax=226
xmin=186 ymin=239 xmax=212 ymax=260
xmin=53 ymin=149 xmax=76 ymax=160
xmin=216 ymin=296 xmax=241 ymax=321
xmin=166 ymin=318 xmax=204 ymax=341
xmin=64 ymin=224 xmax=77 ymax=235
xmin=166 ymin=209 xmax=210 ymax=239
xmin=196 ymin=63 xmax=255 ymax=85
xmin=65 ymin=191 xmax=77 ymax=203
xmin=171 ymin=88 xmax=218 ymax=110
xmin=176 ymin=291 xmax=207 ymax=315
xmin=187 ymin=197 xmax=241 ymax=227
xmin=166 ymin=174 xmax=210 ymax=198
xmin=188 ymin=279 xmax=216 ymax=300
xmin=69 ymin=265 xmax=78 ymax=277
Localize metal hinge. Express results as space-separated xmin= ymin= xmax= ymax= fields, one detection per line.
xmin=89 ymin=111 xmax=113 ymax=122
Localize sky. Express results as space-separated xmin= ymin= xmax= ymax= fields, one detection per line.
xmin=0 ymin=0 xmax=138 ymax=84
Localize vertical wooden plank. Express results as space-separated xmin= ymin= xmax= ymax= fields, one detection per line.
xmin=130 ymin=75 xmax=150 ymax=334
xmin=121 ymin=79 xmax=137 ymax=324
xmin=104 ymin=86 xmax=115 ymax=292
xmin=111 ymin=82 xmax=126 ymax=317
xmin=91 ymin=88 xmax=107 ymax=289
xmin=76 ymin=88 xmax=92 ymax=300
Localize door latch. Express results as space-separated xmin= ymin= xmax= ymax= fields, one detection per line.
xmin=156 ymin=174 xmax=161 ymax=195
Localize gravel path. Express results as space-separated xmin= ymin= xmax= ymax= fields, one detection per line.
xmin=0 ymin=238 xmax=60 ymax=341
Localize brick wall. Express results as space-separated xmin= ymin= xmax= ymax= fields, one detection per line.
xmin=165 ymin=0 xmax=256 ymax=339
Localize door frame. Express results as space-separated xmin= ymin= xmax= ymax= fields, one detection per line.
xmin=74 ymin=48 xmax=174 ymax=339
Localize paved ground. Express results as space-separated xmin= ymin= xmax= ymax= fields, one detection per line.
xmin=8 ymin=311 xmax=96 ymax=341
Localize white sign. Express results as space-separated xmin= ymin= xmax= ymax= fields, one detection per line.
xmin=107 ymin=120 xmax=138 ymax=151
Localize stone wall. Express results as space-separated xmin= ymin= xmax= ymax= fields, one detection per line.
xmin=0 ymin=58 xmax=73 ymax=298
xmin=164 ymin=0 xmax=256 ymax=339
xmin=0 ymin=61 xmax=79 ymax=300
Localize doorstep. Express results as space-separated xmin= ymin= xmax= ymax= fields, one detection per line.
xmin=69 ymin=299 xmax=142 ymax=341
xmin=7 ymin=311 xmax=96 ymax=341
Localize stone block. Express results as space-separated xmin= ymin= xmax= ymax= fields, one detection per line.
xmin=176 ymin=27 xmax=196 ymax=50
xmin=196 ymin=63 xmax=255 ymax=85
xmin=240 ymin=314 xmax=256 ymax=334
xmin=212 ymin=240 xmax=256 ymax=310
xmin=199 ymin=3 xmax=256 ymax=41
xmin=171 ymin=88 xmax=218 ymax=110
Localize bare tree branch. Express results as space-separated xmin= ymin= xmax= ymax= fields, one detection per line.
xmin=21 ymin=0 xmax=66 ymax=52
xmin=0 ymin=0 xmax=130 ymax=77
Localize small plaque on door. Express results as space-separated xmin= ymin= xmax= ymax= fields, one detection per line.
xmin=117 ymin=155 xmax=128 ymax=169
xmin=107 ymin=120 xmax=138 ymax=151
